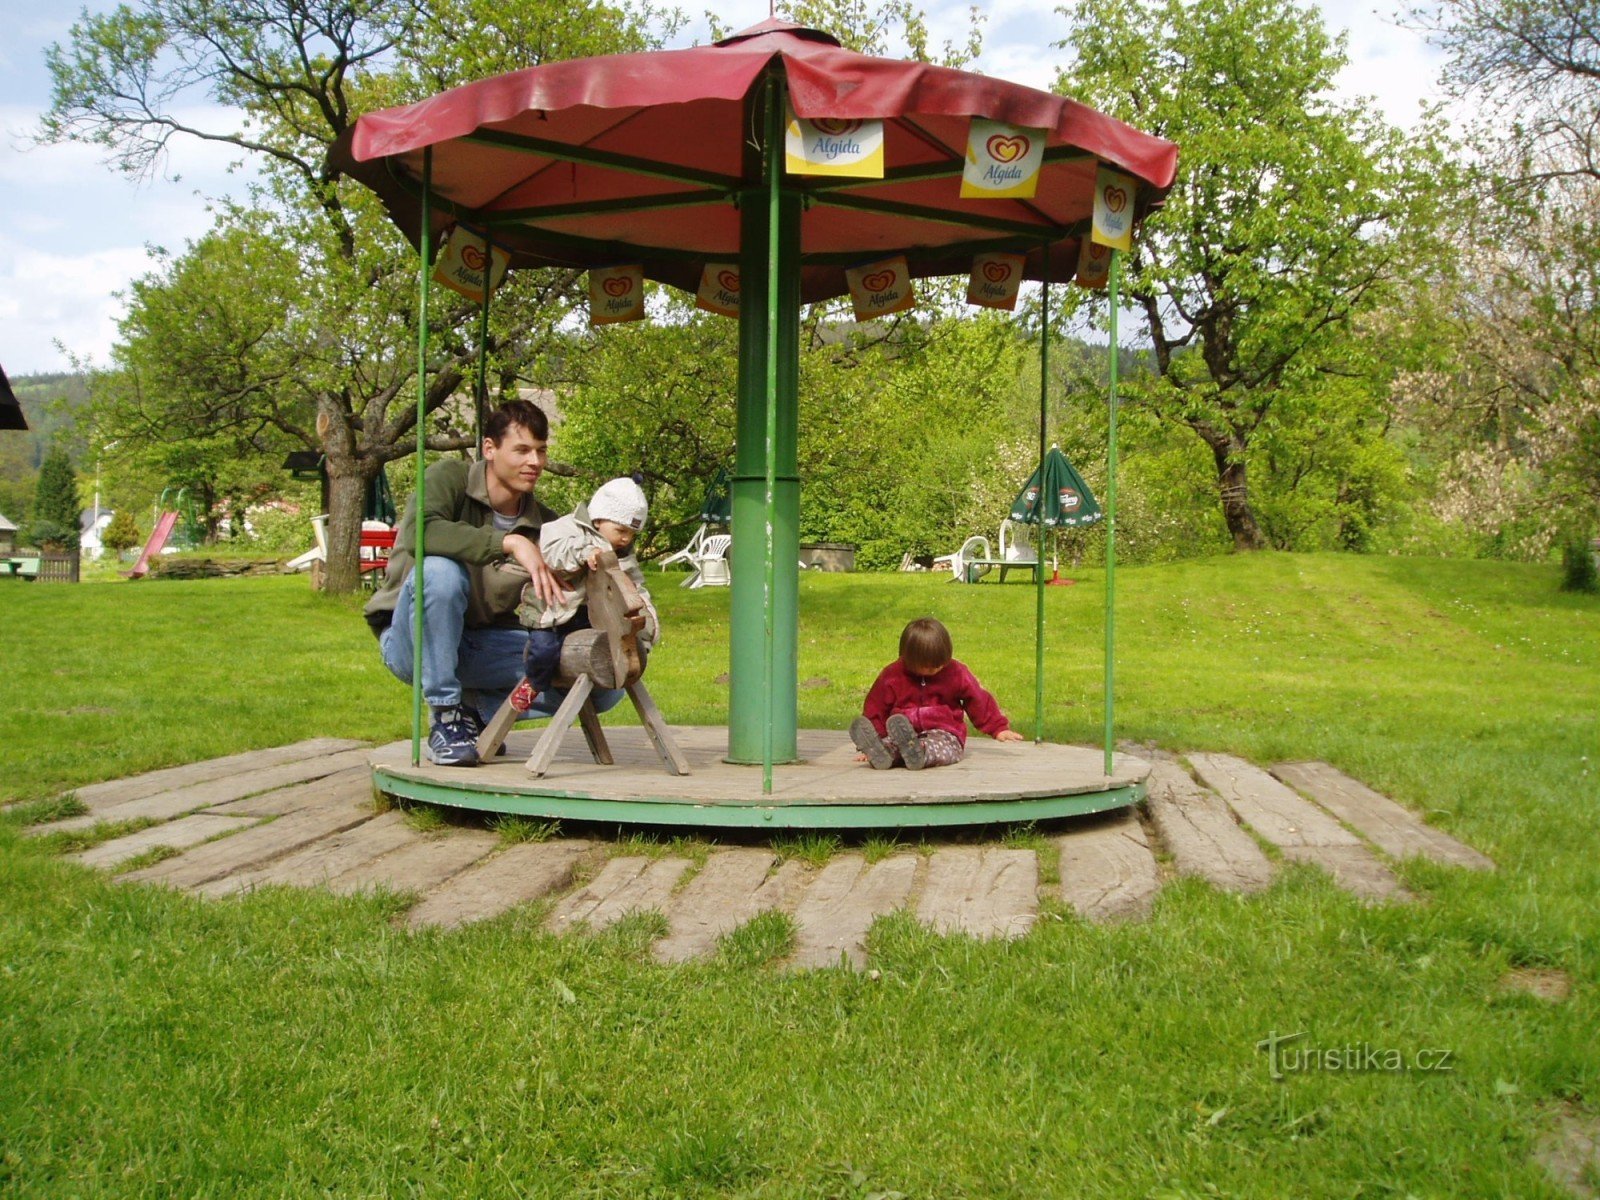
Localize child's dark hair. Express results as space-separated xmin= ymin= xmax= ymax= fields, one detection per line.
xmin=899 ymin=617 xmax=952 ymax=673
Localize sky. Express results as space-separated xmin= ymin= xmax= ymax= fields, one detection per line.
xmin=0 ymin=0 xmax=1449 ymax=378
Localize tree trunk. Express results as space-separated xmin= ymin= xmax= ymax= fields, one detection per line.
xmin=322 ymin=464 xmax=370 ymax=594
xmin=1212 ymin=441 xmax=1267 ymax=551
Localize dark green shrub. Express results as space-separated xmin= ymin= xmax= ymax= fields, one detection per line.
xmin=1560 ymin=527 xmax=1599 ymax=593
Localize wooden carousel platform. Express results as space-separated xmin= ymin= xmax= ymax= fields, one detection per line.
xmin=369 ymin=726 xmax=1151 ymax=830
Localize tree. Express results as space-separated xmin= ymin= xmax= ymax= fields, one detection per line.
xmin=1056 ymin=0 xmax=1441 ymax=549
xmin=41 ymin=0 xmax=673 ymax=590
xmin=1410 ymin=0 xmax=1600 ymax=189
xmin=30 ymin=446 xmax=79 ymax=548
xmin=101 ymin=508 xmax=143 ymax=555
xmin=1401 ymin=0 xmax=1600 ymax=550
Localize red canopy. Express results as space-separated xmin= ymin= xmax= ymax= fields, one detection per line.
xmin=335 ymin=19 xmax=1177 ymax=303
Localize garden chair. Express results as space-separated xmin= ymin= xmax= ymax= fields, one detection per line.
xmin=682 ymin=532 xmax=731 ymax=588
xmin=658 ymin=522 xmax=713 ymax=570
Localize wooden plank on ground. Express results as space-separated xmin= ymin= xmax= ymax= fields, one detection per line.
xmin=406 ymin=840 xmax=593 ymax=930
xmin=37 ymin=750 xmax=374 ymax=833
xmin=194 ymin=810 xmax=420 ymax=898
xmin=914 ymin=847 xmax=1039 ymax=939
xmin=1145 ymin=762 xmax=1275 ymax=893
xmin=203 ymin=767 xmax=374 ymax=818
xmin=545 ymin=856 xmax=692 ymax=933
xmin=1187 ymin=752 xmax=1362 ymax=848
xmin=789 ymin=854 xmax=918 ymax=970
xmin=653 ymin=850 xmax=807 ymax=963
xmin=71 ymin=814 xmax=259 ymax=871
xmin=325 ymin=830 xmax=500 ymax=897
xmin=120 ymin=800 xmax=379 ymax=890
xmin=1056 ymin=809 xmax=1160 ymax=922
xmin=1271 ymin=761 xmax=1494 ymax=869
xmin=64 ymin=738 xmax=367 ymax=812
xmin=1188 ymin=753 xmax=1407 ymax=902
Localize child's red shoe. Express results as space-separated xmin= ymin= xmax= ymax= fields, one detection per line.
xmin=510 ymin=678 xmax=539 ymax=712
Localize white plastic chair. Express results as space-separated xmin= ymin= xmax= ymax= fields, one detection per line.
xmin=658 ymin=522 xmax=711 ymax=570
xmin=999 ymin=518 xmax=1035 ymax=564
xmin=286 ymin=513 xmax=330 ymax=573
xmin=997 ymin=518 xmax=1041 ymax=582
xmin=946 ymin=534 xmax=993 ymax=583
xmin=683 ymin=532 xmax=732 ymax=588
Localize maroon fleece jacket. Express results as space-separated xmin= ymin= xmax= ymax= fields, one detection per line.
xmin=861 ymin=658 xmax=1011 ymax=746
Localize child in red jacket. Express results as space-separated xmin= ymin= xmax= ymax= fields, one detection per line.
xmin=850 ymin=617 xmax=1024 ymax=770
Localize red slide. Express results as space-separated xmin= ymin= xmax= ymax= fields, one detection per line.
xmin=126 ymin=511 xmax=180 ymax=579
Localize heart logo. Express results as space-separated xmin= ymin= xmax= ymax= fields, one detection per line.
xmin=862 ymin=270 xmax=896 ymax=293
xmin=1087 ymin=243 xmax=1110 ymax=265
xmin=717 ymin=269 xmax=740 ymax=293
xmin=982 ymin=261 xmax=1012 ymax=284
xmin=461 ymin=244 xmax=488 ymax=272
xmin=1103 ymin=185 xmax=1128 ymax=214
xmin=603 ymin=276 xmax=633 ymax=297
xmin=986 ymin=134 xmax=1029 ymax=164
xmin=812 ymin=118 xmax=862 ymax=137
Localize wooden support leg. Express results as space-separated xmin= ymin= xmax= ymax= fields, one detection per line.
xmin=626 ymin=679 xmax=691 ymax=776
xmin=525 ymin=675 xmax=595 ymax=777
xmin=576 ymin=698 xmax=614 ymax=765
xmin=475 ymin=693 xmax=523 ymax=762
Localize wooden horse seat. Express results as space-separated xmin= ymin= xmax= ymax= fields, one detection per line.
xmin=474 ymin=547 xmax=689 ymax=777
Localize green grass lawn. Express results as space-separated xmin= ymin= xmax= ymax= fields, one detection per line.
xmin=1 ymin=555 xmax=1596 ymax=1197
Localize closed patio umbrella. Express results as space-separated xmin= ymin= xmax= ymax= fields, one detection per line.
xmin=698 ymin=465 xmax=733 ymax=526
xmin=1009 ymin=444 xmax=1102 ymax=531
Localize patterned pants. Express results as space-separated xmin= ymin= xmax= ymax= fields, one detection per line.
xmin=884 ymin=728 xmax=965 ymax=768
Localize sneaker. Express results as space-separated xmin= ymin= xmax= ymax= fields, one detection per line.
xmin=427 ymin=706 xmax=481 ymax=767
xmin=886 ymin=714 xmax=926 ymax=770
xmin=850 ymin=716 xmax=894 ymax=770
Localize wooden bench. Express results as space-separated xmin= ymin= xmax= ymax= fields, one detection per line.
xmin=359 ymin=528 xmax=396 ymax=586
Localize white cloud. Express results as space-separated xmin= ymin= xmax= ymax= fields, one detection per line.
xmin=0 ymin=239 xmax=156 ymax=373
xmin=0 ymin=98 xmax=255 ymax=373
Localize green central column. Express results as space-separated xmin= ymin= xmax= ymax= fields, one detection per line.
xmin=728 ymin=75 xmax=800 ymax=767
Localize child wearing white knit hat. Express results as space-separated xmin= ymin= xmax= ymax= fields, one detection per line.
xmin=511 ymin=477 xmax=659 ymax=712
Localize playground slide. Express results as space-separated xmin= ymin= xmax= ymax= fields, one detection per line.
xmin=126 ymin=510 xmax=180 ymax=579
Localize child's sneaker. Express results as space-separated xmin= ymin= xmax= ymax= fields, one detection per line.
xmin=850 ymin=716 xmax=894 ymax=770
xmin=886 ymin=714 xmax=927 ymax=770
xmin=427 ymin=706 xmax=482 ymax=767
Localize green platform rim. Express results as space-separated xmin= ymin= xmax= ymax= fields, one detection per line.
xmin=371 ymin=766 xmax=1145 ymax=830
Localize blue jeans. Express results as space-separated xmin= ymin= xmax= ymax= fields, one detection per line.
xmin=379 ymin=557 xmax=621 ymax=725
xmin=524 ymin=608 xmax=591 ymax=695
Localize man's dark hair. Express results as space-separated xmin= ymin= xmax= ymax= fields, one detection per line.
xmin=899 ymin=617 xmax=953 ymax=673
xmin=484 ymin=399 xmax=549 ymax=444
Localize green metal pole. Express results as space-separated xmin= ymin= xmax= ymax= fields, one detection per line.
xmin=1104 ymin=248 xmax=1120 ymax=776
xmin=729 ymin=72 xmax=799 ymax=771
xmin=475 ymin=231 xmax=492 ymax=450
xmin=412 ymin=147 xmax=434 ymax=768
xmin=1034 ymin=264 xmax=1049 ymax=744
xmin=760 ymin=83 xmax=783 ymax=796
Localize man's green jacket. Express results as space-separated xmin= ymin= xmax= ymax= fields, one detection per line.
xmin=363 ymin=458 xmax=554 ymax=635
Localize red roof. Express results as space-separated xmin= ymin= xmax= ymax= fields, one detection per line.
xmin=335 ymin=21 xmax=1177 ymax=302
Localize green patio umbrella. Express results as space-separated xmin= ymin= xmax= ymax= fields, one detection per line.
xmin=1009 ymin=444 xmax=1102 ymax=532
xmin=365 ymin=466 xmax=397 ymax=526
xmin=1013 ymin=444 xmax=1105 ymax=744
xmin=698 ymin=465 xmax=732 ymax=526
